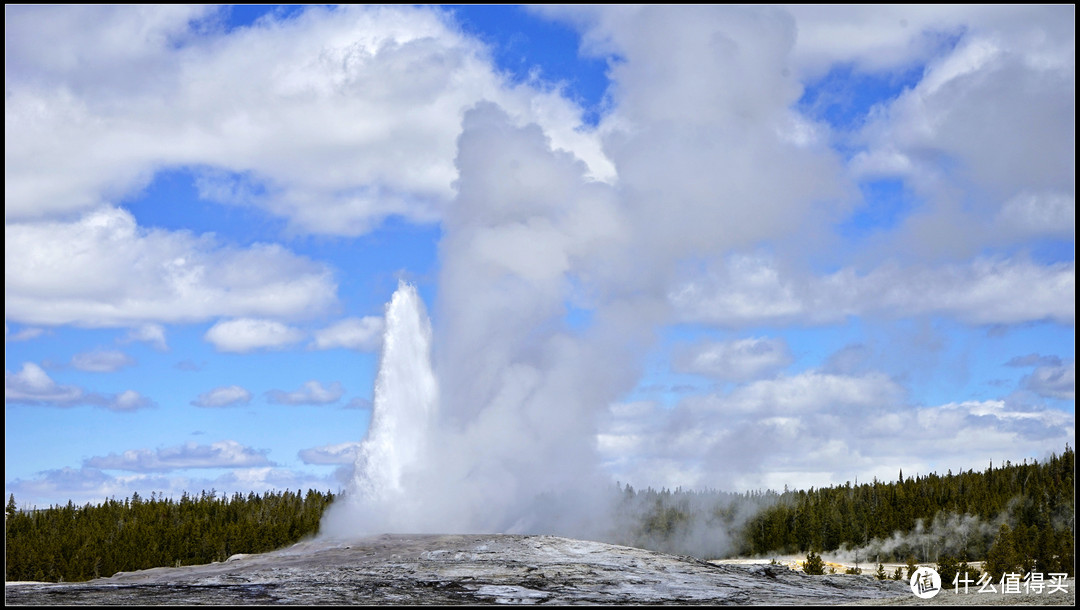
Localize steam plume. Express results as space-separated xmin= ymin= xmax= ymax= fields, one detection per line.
xmin=320 ymin=281 xmax=437 ymax=535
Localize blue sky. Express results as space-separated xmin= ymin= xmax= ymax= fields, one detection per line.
xmin=5 ymin=5 xmax=1074 ymax=511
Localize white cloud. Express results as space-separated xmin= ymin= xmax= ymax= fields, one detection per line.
xmin=1021 ymin=360 xmax=1075 ymax=401
xmin=6 ymin=362 xmax=83 ymax=405
xmin=204 ymin=318 xmax=305 ymax=353
xmin=869 ymin=258 xmax=1075 ymax=325
xmin=785 ymin=5 xmax=972 ymax=76
xmin=673 ymin=337 xmax=793 ymax=382
xmin=123 ymin=323 xmax=168 ymax=351
xmin=112 ymin=390 xmax=154 ymax=412
xmin=191 ymin=385 xmax=252 ymax=408
xmin=847 ymin=10 xmax=1075 ymax=258
xmin=71 ymin=349 xmax=135 ymax=373
xmin=4 ymin=5 xmax=612 ymax=234
xmin=84 ymin=440 xmax=273 ymax=472
xmin=266 ymin=381 xmax=344 ymax=406
xmin=4 ymin=5 xmax=222 ymax=221
xmin=5 ymin=207 xmax=338 ymax=327
xmin=715 ymin=371 xmax=907 ymax=416
xmin=672 ymin=254 xmax=1074 ymax=327
xmin=311 ymin=316 xmax=383 ymax=351
xmin=298 ymin=442 xmax=363 ymax=465
xmin=599 ymin=379 xmax=1074 ymax=493
xmin=5 ymin=362 xmax=153 ymax=411
xmin=787 ymin=6 xmax=1072 ymax=80
xmin=995 ymin=191 xmax=1075 ymax=240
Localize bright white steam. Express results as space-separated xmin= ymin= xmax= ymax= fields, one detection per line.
xmin=320 ymin=281 xmax=437 ymax=535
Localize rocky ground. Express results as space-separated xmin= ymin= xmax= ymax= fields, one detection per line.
xmin=6 ymin=533 xmax=914 ymax=605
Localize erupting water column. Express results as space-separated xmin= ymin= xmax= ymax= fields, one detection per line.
xmin=321 ymin=280 xmax=438 ymax=536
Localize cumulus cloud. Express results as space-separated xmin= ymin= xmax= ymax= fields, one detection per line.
xmin=4 ymin=5 xmax=611 ymax=232
xmin=708 ymin=370 xmax=907 ymax=416
xmin=123 ymin=323 xmax=168 ymax=351
xmin=995 ymin=191 xmax=1075 ymax=240
xmin=6 ymin=363 xmax=86 ymax=405
xmin=266 ymin=380 xmax=344 ymax=405
xmin=110 ymin=390 xmax=155 ymax=412
xmin=673 ymin=338 xmax=793 ymax=382
xmin=5 ymin=362 xmax=153 ymax=411
xmin=672 ymin=254 xmax=1075 ymax=327
xmin=1020 ymin=360 xmax=1075 ymax=401
xmin=1005 ymin=353 xmax=1074 ymax=400
xmin=191 ymin=385 xmax=252 ymax=408
xmin=71 ymin=349 xmax=135 ymax=372
xmin=845 ymin=9 xmax=1075 ymax=259
xmin=5 ymin=207 xmax=338 ymax=327
xmin=84 ymin=440 xmax=273 ymax=472
xmin=599 ymin=382 xmax=1074 ymax=494
xmin=311 ymin=316 xmax=383 ymax=351
xmin=204 ymin=318 xmax=305 ymax=353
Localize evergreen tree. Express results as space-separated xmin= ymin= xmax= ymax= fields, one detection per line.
xmin=985 ymin=523 xmax=1020 ymax=580
xmin=802 ymin=551 xmax=826 ymax=575
xmin=905 ymin=555 xmax=918 ymax=580
xmin=935 ymin=555 xmax=961 ymax=589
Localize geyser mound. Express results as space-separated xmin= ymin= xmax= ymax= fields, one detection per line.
xmin=4 ymin=533 xmax=912 ymax=605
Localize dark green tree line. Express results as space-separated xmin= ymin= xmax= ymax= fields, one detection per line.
xmin=5 ymin=488 xmax=334 ymax=583
xmin=740 ymin=446 xmax=1073 ymax=573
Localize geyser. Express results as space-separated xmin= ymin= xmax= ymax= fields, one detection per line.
xmin=320 ymin=280 xmax=437 ymax=536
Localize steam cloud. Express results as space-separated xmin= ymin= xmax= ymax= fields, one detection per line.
xmin=320 ymin=92 xmax=807 ymax=546
xmin=320 ymin=7 xmax=841 ymax=541
xmin=318 ymin=5 xmax=880 ymax=544
xmin=317 ymin=5 xmax=1072 ymax=551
